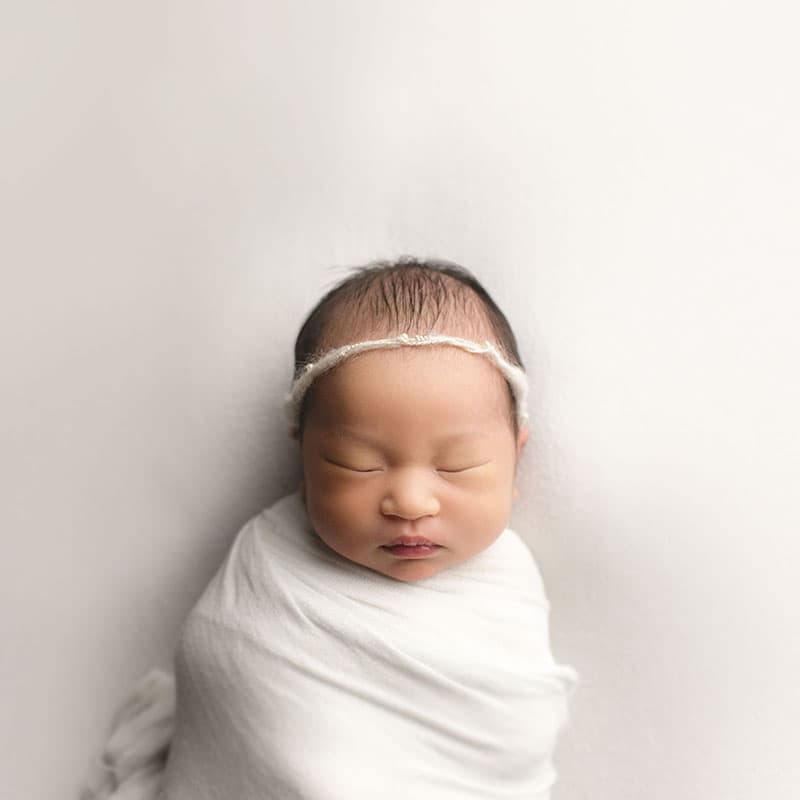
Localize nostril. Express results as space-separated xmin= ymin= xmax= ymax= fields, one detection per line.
xmin=380 ymin=497 xmax=440 ymax=520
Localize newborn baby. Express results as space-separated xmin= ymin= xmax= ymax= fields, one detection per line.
xmin=83 ymin=258 xmax=578 ymax=800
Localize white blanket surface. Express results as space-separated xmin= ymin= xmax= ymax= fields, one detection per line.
xmin=84 ymin=491 xmax=578 ymax=800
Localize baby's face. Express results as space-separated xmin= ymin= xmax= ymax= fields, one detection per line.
xmin=299 ymin=346 xmax=528 ymax=582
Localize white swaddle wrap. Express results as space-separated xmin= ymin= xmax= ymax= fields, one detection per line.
xmin=152 ymin=490 xmax=578 ymax=799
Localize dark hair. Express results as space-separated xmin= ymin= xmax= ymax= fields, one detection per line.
xmin=292 ymin=256 xmax=524 ymax=435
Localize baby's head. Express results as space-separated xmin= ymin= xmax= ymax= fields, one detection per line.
xmin=288 ymin=257 xmax=529 ymax=582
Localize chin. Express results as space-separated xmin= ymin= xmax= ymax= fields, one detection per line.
xmin=381 ymin=560 xmax=444 ymax=583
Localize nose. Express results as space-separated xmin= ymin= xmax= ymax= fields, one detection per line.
xmin=380 ymin=468 xmax=441 ymax=520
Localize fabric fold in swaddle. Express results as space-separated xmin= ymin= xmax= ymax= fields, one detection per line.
xmin=80 ymin=669 xmax=175 ymax=800
xmin=86 ymin=491 xmax=578 ymax=800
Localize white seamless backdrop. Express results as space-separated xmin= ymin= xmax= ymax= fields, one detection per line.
xmin=1 ymin=2 xmax=798 ymax=799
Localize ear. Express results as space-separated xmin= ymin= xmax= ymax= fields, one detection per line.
xmin=516 ymin=426 xmax=529 ymax=459
xmin=512 ymin=427 xmax=529 ymax=502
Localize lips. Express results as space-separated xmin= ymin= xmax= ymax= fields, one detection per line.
xmin=384 ymin=536 xmax=439 ymax=547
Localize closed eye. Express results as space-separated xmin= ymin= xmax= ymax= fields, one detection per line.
xmin=437 ymin=461 xmax=491 ymax=474
xmin=324 ymin=458 xmax=382 ymax=473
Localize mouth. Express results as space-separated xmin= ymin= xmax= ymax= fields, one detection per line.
xmin=384 ymin=536 xmax=439 ymax=547
xmin=381 ymin=538 xmax=442 ymax=559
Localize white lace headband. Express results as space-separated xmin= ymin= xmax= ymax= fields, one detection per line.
xmin=284 ymin=332 xmax=529 ymax=436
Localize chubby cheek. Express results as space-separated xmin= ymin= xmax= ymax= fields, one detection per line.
xmin=303 ymin=470 xmax=374 ymax=548
xmin=451 ymin=491 xmax=513 ymax=549
xmin=446 ymin=464 xmax=515 ymax=541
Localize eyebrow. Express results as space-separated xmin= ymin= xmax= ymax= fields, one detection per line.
xmin=328 ymin=427 xmax=488 ymax=447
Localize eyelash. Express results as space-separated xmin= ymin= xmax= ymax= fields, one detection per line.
xmin=324 ymin=459 xmax=487 ymax=474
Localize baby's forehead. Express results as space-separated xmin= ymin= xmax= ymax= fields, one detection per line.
xmin=314 ymin=345 xmax=513 ymax=418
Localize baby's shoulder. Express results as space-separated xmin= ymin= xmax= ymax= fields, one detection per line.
xmin=232 ymin=490 xmax=307 ymax=552
xmin=193 ymin=491 xmax=303 ymax=586
xmin=494 ymin=527 xmax=549 ymax=603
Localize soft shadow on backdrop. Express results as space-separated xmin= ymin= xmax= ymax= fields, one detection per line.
xmin=1 ymin=2 xmax=798 ymax=799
